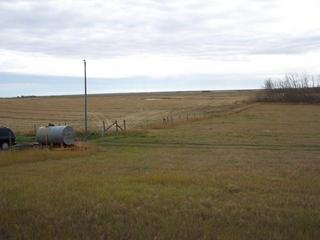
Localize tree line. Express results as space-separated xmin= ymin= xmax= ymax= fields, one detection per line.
xmin=258 ymin=73 xmax=320 ymax=103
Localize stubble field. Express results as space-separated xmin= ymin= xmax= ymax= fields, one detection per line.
xmin=0 ymin=91 xmax=320 ymax=239
xmin=0 ymin=90 xmax=254 ymax=134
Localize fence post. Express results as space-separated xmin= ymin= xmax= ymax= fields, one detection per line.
xmin=102 ymin=120 xmax=106 ymax=136
xmin=123 ymin=120 xmax=126 ymax=131
xmin=34 ymin=124 xmax=37 ymax=135
xmin=115 ymin=120 xmax=118 ymax=133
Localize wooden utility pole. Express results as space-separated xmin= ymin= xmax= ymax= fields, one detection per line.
xmin=84 ymin=59 xmax=88 ymax=135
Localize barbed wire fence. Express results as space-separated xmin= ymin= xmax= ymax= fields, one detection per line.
xmin=2 ymin=109 xmax=216 ymax=136
xmin=1 ymin=102 xmax=252 ymax=136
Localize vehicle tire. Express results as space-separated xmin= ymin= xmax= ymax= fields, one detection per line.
xmin=1 ymin=142 xmax=9 ymax=150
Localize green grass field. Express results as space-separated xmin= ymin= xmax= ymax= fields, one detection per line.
xmin=1 ymin=102 xmax=320 ymax=239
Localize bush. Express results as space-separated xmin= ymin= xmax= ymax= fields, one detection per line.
xmin=258 ymin=73 xmax=320 ymax=103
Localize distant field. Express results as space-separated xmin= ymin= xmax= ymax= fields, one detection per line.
xmin=0 ymin=102 xmax=320 ymax=239
xmin=0 ymin=90 xmax=255 ymax=133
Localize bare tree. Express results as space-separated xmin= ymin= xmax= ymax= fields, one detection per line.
xmin=258 ymin=73 xmax=320 ymax=103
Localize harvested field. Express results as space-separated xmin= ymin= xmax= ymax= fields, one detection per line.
xmin=0 ymin=90 xmax=254 ymax=134
xmin=0 ymin=100 xmax=320 ymax=239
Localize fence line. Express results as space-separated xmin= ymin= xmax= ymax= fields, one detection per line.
xmin=2 ymin=109 xmax=217 ymax=135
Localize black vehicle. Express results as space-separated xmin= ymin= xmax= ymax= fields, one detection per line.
xmin=0 ymin=127 xmax=16 ymax=150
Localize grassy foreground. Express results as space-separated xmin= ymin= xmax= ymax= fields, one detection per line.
xmin=0 ymin=103 xmax=320 ymax=239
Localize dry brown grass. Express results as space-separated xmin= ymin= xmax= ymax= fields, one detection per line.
xmin=0 ymin=90 xmax=254 ymax=134
xmin=0 ymin=103 xmax=320 ymax=239
xmin=0 ymin=142 xmax=97 ymax=167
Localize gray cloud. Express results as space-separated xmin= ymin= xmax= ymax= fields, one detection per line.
xmin=0 ymin=0 xmax=320 ymax=58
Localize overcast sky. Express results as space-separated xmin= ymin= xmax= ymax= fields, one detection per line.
xmin=0 ymin=0 xmax=320 ymax=96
